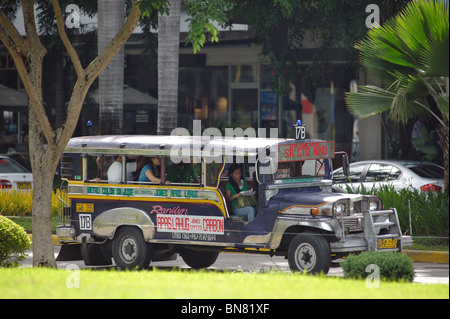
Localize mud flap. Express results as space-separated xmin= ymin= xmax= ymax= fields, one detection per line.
xmin=81 ymin=241 xmax=113 ymax=266
xmin=56 ymin=244 xmax=83 ymax=261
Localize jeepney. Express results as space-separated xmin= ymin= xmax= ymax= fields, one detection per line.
xmin=56 ymin=131 xmax=411 ymax=273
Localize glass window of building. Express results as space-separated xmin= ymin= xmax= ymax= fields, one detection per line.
xmin=178 ymin=66 xmax=228 ymax=129
xmin=230 ymin=65 xmax=258 ymax=83
xmin=231 ymin=89 xmax=258 ymax=129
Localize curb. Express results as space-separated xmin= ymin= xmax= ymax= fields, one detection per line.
xmin=27 ymin=235 xmax=449 ymax=264
xmin=404 ymin=250 xmax=449 ymax=264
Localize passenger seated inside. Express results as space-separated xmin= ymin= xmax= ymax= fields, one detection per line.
xmin=106 ymin=156 xmax=136 ymax=183
xmin=107 ymin=156 xmax=122 ymax=183
xmin=166 ymin=160 xmax=199 ymax=184
xmin=225 ymin=164 xmax=256 ymax=221
xmin=87 ymin=156 xmax=101 ymax=183
xmin=132 ymin=156 xmax=147 ymax=181
xmin=139 ymin=157 xmax=169 ymax=184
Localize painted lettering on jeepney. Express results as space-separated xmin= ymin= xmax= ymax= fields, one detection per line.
xmin=157 ymin=215 xmax=224 ymax=235
xmin=85 ymin=186 xmax=199 ymax=199
xmin=155 ymin=189 xmax=168 ymax=197
xmin=278 ymin=141 xmax=334 ymax=162
xmin=149 ymin=205 xmax=189 ymax=215
xmin=87 ymin=186 xmax=100 ymax=194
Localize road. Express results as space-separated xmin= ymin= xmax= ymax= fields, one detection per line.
xmin=21 ymin=246 xmax=449 ymax=285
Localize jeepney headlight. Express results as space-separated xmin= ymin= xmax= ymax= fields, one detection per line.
xmin=369 ymin=201 xmax=378 ymax=211
xmin=334 ymin=202 xmax=347 ymax=217
xmin=369 ymin=198 xmax=382 ymax=211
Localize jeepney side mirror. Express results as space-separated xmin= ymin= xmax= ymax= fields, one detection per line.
xmin=342 ymin=154 xmax=349 ymax=177
xmin=255 ymin=158 xmax=275 ymax=185
xmin=334 ymin=151 xmax=350 ymax=178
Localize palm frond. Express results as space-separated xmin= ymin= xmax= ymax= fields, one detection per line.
xmin=348 ymin=0 xmax=449 ymax=124
xmin=346 ymin=86 xmax=395 ymax=118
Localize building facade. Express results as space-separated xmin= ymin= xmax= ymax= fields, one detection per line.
xmin=1 ymin=14 xmax=386 ymax=163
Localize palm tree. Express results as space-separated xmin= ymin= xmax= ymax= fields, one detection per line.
xmin=98 ymin=0 xmax=125 ymax=135
xmin=346 ymin=0 xmax=449 ymax=192
xmin=157 ymin=0 xmax=181 ymax=135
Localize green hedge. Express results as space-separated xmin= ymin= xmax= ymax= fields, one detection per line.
xmin=346 ymin=185 xmax=449 ymax=242
xmin=341 ymin=251 xmax=415 ymax=282
xmin=0 ymin=216 xmax=31 ymax=267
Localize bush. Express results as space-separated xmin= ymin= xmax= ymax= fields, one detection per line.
xmin=341 ymin=251 xmax=415 ymax=282
xmin=0 ymin=215 xmax=31 ymax=267
xmin=346 ymin=185 xmax=449 ymax=241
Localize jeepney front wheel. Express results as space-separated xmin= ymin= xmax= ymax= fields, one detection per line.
xmin=112 ymin=227 xmax=153 ymax=270
xmin=287 ymin=233 xmax=331 ymax=274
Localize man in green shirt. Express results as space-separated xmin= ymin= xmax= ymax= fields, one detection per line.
xmin=166 ymin=161 xmax=199 ymax=184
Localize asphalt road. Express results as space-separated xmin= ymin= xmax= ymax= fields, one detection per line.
xmin=21 ymin=246 xmax=449 ymax=285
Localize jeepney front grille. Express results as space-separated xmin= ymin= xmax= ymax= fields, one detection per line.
xmin=339 ymin=215 xmax=363 ymax=233
xmin=353 ymin=200 xmax=362 ymax=213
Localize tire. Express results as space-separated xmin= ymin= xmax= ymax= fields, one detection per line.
xmin=287 ymin=233 xmax=331 ymax=274
xmin=112 ymin=227 xmax=153 ymax=270
xmin=180 ymin=249 xmax=219 ymax=269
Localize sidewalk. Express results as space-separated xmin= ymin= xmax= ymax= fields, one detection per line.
xmin=404 ymin=250 xmax=449 ymax=264
xmin=31 ymin=235 xmax=449 ymax=264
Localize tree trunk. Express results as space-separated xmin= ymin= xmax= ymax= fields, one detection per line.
xmin=157 ymin=0 xmax=181 ymax=135
xmin=54 ymin=50 xmax=65 ymax=129
xmin=98 ymin=0 xmax=125 ymax=135
xmin=440 ymin=113 xmax=449 ymax=194
xmin=29 ymin=112 xmax=59 ymax=268
xmin=1 ymin=0 xmax=142 ymax=268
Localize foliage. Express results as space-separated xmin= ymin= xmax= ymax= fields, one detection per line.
xmin=347 ymin=0 xmax=449 ymax=121
xmin=0 ymin=190 xmax=60 ymax=217
xmin=345 ymin=0 xmax=449 ymax=192
xmin=341 ymin=251 xmax=415 ymax=282
xmin=346 ymin=185 xmax=449 ymax=242
xmin=0 ymin=216 xmax=31 ymax=267
xmin=411 ymin=125 xmax=439 ymax=162
xmin=1 ymin=267 xmax=447 ymax=299
xmin=227 ymin=0 xmax=409 ymax=96
xmin=184 ymin=0 xmax=234 ymax=53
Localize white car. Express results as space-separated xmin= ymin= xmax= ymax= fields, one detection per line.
xmin=332 ymin=160 xmax=444 ymax=192
xmin=0 ymin=156 xmax=33 ymax=190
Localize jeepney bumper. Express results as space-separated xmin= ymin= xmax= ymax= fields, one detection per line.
xmin=330 ymin=235 xmax=413 ymax=254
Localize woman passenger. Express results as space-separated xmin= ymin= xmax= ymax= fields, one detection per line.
xmin=138 ymin=157 xmax=169 ymax=184
xmin=225 ymin=164 xmax=255 ymax=221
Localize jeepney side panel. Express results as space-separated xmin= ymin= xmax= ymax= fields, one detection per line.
xmin=68 ymin=183 xmax=237 ymax=245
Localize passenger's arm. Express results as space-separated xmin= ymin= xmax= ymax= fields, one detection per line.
xmin=145 ymin=169 xmax=161 ymax=184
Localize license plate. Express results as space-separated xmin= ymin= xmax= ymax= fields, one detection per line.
xmin=17 ymin=182 xmax=31 ymax=189
xmin=377 ymin=238 xmax=398 ymax=249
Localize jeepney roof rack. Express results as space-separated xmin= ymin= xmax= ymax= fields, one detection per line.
xmin=63 ymin=135 xmax=334 ymax=162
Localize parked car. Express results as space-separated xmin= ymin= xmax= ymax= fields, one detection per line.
xmin=332 ymin=160 xmax=444 ymax=192
xmin=0 ymin=155 xmax=33 ymax=190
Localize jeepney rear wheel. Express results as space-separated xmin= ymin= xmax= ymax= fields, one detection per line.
xmin=287 ymin=233 xmax=331 ymax=274
xmin=112 ymin=227 xmax=153 ymax=270
xmin=180 ymin=249 xmax=219 ymax=269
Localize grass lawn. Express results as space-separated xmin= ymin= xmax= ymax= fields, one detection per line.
xmin=4 ymin=216 xmax=58 ymax=233
xmin=0 ymin=268 xmax=447 ymax=299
